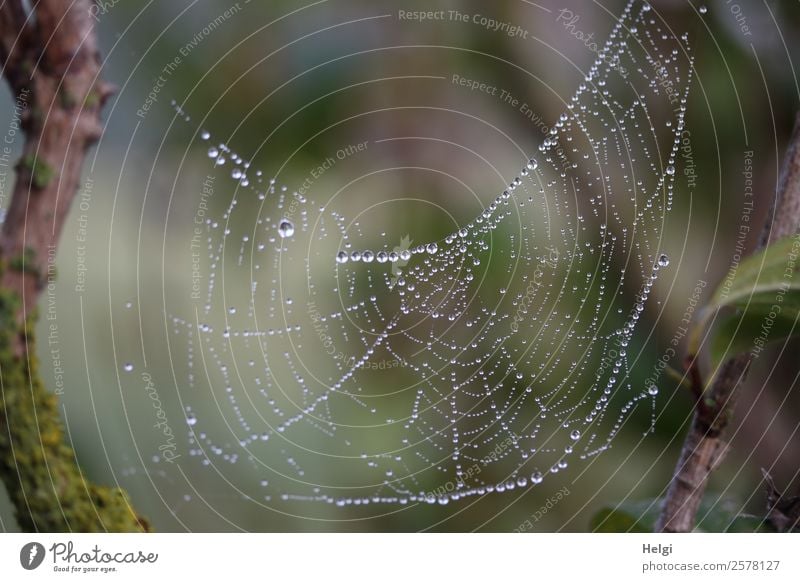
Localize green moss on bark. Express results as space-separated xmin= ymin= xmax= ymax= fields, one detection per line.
xmin=8 ymin=247 xmax=40 ymax=280
xmin=0 ymin=270 xmax=150 ymax=532
xmin=18 ymin=155 xmax=55 ymax=190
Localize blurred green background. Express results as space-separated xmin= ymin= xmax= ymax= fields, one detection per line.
xmin=1 ymin=0 xmax=800 ymax=532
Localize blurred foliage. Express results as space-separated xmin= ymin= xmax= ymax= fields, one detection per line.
xmin=691 ymin=235 xmax=800 ymax=370
xmin=590 ymin=495 xmax=773 ymax=532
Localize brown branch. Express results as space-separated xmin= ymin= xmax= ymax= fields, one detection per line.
xmin=656 ymin=112 xmax=800 ymax=532
xmin=0 ymin=0 xmax=148 ymax=531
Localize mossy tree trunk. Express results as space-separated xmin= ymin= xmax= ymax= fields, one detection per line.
xmin=0 ymin=0 xmax=149 ymax=532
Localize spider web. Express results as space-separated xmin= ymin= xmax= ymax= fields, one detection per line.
xmin=167 ymin=0 xmax=693 ymax=508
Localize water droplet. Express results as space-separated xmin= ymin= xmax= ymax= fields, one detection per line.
xmin=648 ymin=385 xmax=659 ymax=396
xmin=531 ymin=471 xmax=543 ymax=484
xmin=123 ymin=363 xmax=134 ymax=373
xmin=426 ymin=243 xmax=438 ymax=254
xmin=570 ymin=430 xmax=581 ymax=441
xmin=278 ymin=219 xmax=295 ymax=238
xmin=657 ymin=254 xmax=670 ymax=267
xmin=699 ymin=6 xmax=707 ymax=14
xmin=666 ymin=165 xmax=676 ymax=176
xmin=336 ymin=251 xmax=349 ymax=264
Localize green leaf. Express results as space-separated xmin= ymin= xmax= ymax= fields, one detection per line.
xmin=689 ymin=235 xmax=800 ymax=369
xmin=710 ymin=307 xmax=800 ymax=367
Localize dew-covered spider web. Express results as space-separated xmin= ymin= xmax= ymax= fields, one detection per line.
xmin=166 ymin=0 xmax=693 ymax=508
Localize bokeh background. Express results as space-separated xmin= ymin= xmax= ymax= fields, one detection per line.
xmin=1 ymin=0 xmax=800 ymax=532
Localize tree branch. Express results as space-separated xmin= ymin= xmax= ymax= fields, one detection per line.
xmin=0 ymin=0 xmax=148 ymax=531
xmin=656 ymin=112 xmax=800 ymax=532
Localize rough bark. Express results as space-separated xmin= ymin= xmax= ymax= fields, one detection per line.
xmin=0 ymin=0 xmax=149 ymax=531
xmin=656 ymin=113 xmax=800 ymax=532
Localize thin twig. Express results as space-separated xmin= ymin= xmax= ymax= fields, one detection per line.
xmin=0 ymin=0 xmax=148 ymax=531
